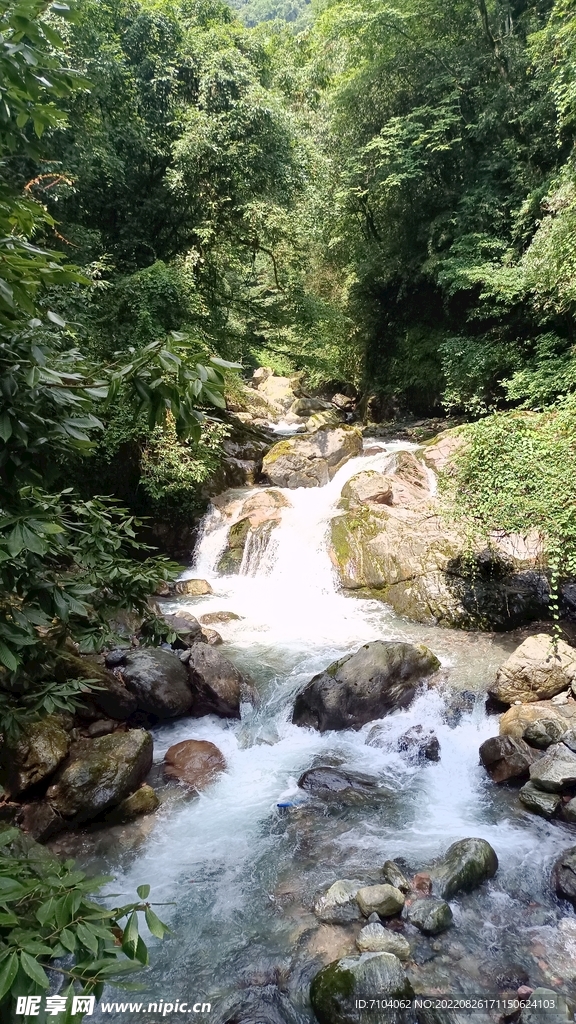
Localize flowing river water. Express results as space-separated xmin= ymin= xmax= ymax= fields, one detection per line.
xmin=53 ymin=438 xmax=576 ymax=1022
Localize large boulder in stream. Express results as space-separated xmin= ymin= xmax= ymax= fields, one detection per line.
xmin=489 ymin=634 xmax=576 ymax=705
xmin=46 ymin=729 xmax=153 ymax=822
xmin=292 ymin=641 xmax=440 ymax=732
xmin=262 ymin=426 xmax=362 ymax=488
xmin=298 ymin=766 xmax=382 ymax=802
xmin=330 ymin=447 xmax=549 ymax=630
xmin=499 ymin=699 xmax=576 ymax=742
xmin=429 ymin=838 xmax=498 ymax=899
xmin=56 ymin=652 xmax=137 ymax=721
xmin=528 ymin=742 xmax=576 ymax=792
xmin=119 ymin=648 xmax=193 ymax=719
xmin=187 ymin=644 xmax=258 ymax=718
xmin=164 ymin=739 xmax=227 ymax=791
xmin=310 ymin=953 xmax=414 ymax=1024
xmin=479 ymin=734 xmax=540 ymax=783
xmin=1 ymin=716 xmax=70 ymax=798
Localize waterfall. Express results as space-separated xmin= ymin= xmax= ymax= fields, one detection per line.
xmin=83 ymin=434 xmax=576 ymax=1024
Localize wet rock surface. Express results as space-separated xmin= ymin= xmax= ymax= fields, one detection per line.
xmin=356 ymin=883 xmax=405 ymax=917
xmin=314 ymin=880 xmax=363 ymax=923
xmin=330 ymin=449 xmax=548 ymax=630
xmin=292 ymin=640 xmax=440 ymax=732
xmin=552 ymin=847 xmax=576 ymax=906
xmin=406 ymin=896 xmax=453 ymax=935
xmin=187 ymin=645 xmax=257 ymax=719
xmin=479 ymin=734 xmax=540 ymax=783
xmin=120 ymin=647 xmax=193 ymax=719
xmin=298 ymin=767 xmax=381 ymax=802
xmin=1 ymin=715 xmax=70 ymax=798
xmin=262 ymin=426 xmax=362 ymax=489
xmin=46 ymin=729 xmax=153 ymax=822
xmin=216 ymin=489 xmax=289 ymax=574
xmin=528 ymin=742 xmax=576 ymax=792
xmin=429 ymin=838 xmax=498 ymax=899
xmin=163 ymin=739 xmax=227 ymax=791
xmin=310 ymin=952 xmax=413 ymax=1024
xmin=356 ymin=924 xmax=410 ymax=958
xmin=518 ymin=781 xmax=561 ymax=818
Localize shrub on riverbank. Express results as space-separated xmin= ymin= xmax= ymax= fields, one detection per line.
xmin=443 ymin=399 xmax=576 ymax=609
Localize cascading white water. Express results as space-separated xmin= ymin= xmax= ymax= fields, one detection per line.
xmin=74 ymin=436 xmax=576 ymax=1024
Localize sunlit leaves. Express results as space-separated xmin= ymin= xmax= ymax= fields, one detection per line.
xmin=0 ymin=825 xmax=169 ymax=1012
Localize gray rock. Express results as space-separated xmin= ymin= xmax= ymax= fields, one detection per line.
xmin=356 ymin=884 xmax=405 ymax=917
xmin=523 ymin=718 xmax=568 ymax=749
xmin=397 ymin=725 xmax=440 ymax=762
xmin=430 ymin=838 xmax=498 ymax=899
xmin=479 ymin=734 xmax=539 ymax=783
xmin=121 ymin=648 xmax=192 ymax=719
xmin=356 ymin=924 xmax=410 ymax=958
xmin=262 ymin=426 xmax=362 ymax=489
xmin=314 ymin=880 xmax=363 ymax=923
xmin=187 ymin=645 xmax=257 ymax=719
xmin=562 ymin=796 xmax=576 ymax=822
xmin=551 ymin=846 xmax=576 ymax=907
xmin=382 ymin=861 xmax=411 ymax=894
xmin=341 ymin=470 xmax=394 ymax=508
xmin=406 ymin=897 xmax=453 ymax=935
xmin=105 ymin=784 xmax=159 ymax=823
xmin=17 ymin=801 xmax=64 ymax=842
xmin=1 ymin=716 xmax=70 ymax=798
xmin=519 ymin=781 xmax=561 ymax=818
xmin=47 ymin=729 xmax=153 ymax=823
xmin=87 ymin=719 xmax=116 ymax=738
xmin=292 ymin=640 xmax=440 ymax=732
xmin=163 ymin=611 xmax=203 ymax=646
xmin=560 ymin=728 xmax=576 ymax=752
xmin=528 ymin=742 xmax=576 ymax=792
xmin=59 ymin=652 xmax=136 ymax=721
xmin=298 ymin=766 xmax=380 ymax=803
xmin=521 ymin=988 xmax=574 ymax=1024
xmin=310 ymin=952 xmax=413 ymax=1024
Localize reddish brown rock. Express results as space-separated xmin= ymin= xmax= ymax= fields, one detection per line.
xmin=163 ymin=739 xmax=227 ymax=792
xmin=412 ymin=872 xmax=432 ymax=895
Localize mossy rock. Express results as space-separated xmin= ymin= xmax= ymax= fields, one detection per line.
xmin=310 ymin=953 xmax=413 ymax=1024
xmin=217 ymin=517 xmax=251 ymax=573
xmin=1 ymin=715 xmax=70 ymax=799
xmin=47 ymin=729 xmax=153 ymax=823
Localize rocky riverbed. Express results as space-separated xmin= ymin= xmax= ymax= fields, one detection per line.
xmin=3 ymin=391 xmax=576 ymax=1024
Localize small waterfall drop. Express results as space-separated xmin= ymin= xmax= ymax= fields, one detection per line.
xmin=76 ymin=433 xmax=576 ymax=1024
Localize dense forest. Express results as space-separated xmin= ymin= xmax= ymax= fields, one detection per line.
xmin=2 ymin=0 xmax=576 ymax=1009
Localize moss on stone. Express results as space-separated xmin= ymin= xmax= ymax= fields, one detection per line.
xmin=262 ymin=438 xmax=298 ymax=466
xmin=310 ymin=961 xmax=355 ymax=1024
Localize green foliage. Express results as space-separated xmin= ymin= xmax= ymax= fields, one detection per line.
xmin=0 ymin=0 xmax=238 ymax=734
xmin=0 ymin=825 xmax=168 ymax=1015
xmin=140 ymin=417 xmax=230 ymax=520
xmin=228 ymin=0 xmax=311 ymax=29
xmin=302 ymin=0 xmax=571 ymax=413
xmin=443 ymin=400 xmax=576 ymax=608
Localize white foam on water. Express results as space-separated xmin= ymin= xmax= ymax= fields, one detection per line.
xmin=86 ymin=436 xmax=576 ymax=1018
